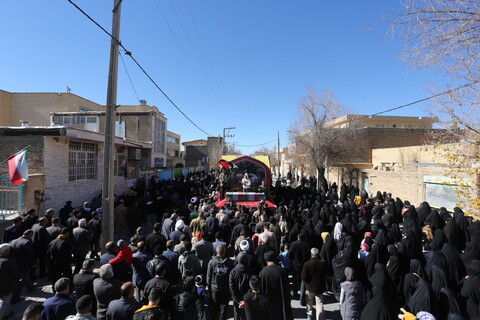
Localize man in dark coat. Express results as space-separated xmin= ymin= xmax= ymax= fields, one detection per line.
xmin=46 ymin=217 xmax=62 ymax=241
xmin=59 ymin=201 xmax=74 ymax=227
xmin=10 ymin=229 xmax=35 ymax=302
xmin=301 ymin=248 xmax=328 ymax=320
xmin=0 ymin=244 xmax=21 ymax=319
xmin=193 ymin=231 xmax=214 ymax=276
xmin=31 ymin=217 xmax=50 ymax=278
xmin=46 ymin=228 xmax=73 ymax=290
xmin=87 ymin=211 xmax=101 ymax=260
xmin=145 ymin=223 xmax=166 ymax=256
xmin=133 ymin=287 xmax=165 ymax=320
xmin=243 ymin=275 xmax=271 ymax=320
xmin=2 ymin=217 xmax=23 ymax=243
xmin=106 ymin=282 xmax=141 ymax=320
xmin=207 ymin=244 xmax=234 ymax=320
xmin=287 ymin=232 xmax=310 ymax=299
xmin=132 ymin=241 xmax=153 ymax=301
xmin=73 ymin=259 xmax=99 ymax=314
xmin=72 ymin=219 xmax=91 ymax=275
xmin=93 ymin=264 xmax=122 ymax=320
xmin=41 ymin=278 xmax=76 ymax=320
xmin=259 ymin=251 xmax=293 ymax=320
xmin=143 ymin=262 xmax=175 ymax=319
xmin=229 ymin=251 xmax=253 ymax=320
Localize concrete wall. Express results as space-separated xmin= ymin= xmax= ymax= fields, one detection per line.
xmin=5 ymin=92 xmax=104 ymax=126
xmin=0 ymin=90 xmax=12 ymax=126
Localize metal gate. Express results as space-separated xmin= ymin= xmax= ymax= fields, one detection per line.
xmin=0 ymin=176 xmax=23 ymax=219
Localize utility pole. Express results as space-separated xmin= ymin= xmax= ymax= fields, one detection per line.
xmin=101 ymin=0 xmax=122 ymax=250
xmin=277 ymin=130 xmax=281 ymax=176
xmin=222 ymin=127 xmax=236 ymax=154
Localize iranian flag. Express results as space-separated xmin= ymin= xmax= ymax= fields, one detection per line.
xmin=8 ymin=147 xmax=29 ymax=185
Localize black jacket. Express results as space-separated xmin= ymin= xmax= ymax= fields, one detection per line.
xmin=207 ymin=255 xmax=234 ymax=292
xmin=229 ymin=263 xmax=252 ymax=303
xmin=47 ymin=237 xmax=72 ymax=266
xmin=288 ymin=240 xmax=310 ymax=270
xmin=175 ymin=292 xmax=207 ymax=320
xmin=0 ymin=256 xmax=21 ymax=296
xmin=10 ymin=236 xmax=35 ymax=269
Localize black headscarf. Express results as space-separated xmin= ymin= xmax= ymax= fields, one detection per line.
xmin=406 ymin=279 xmax=438 ymax=317
xmin=441 ymin=242 xmax=466 ymax=287
xmin=417 ymin=201 xmax=432 ymax=226
xmin=438 ymin=287 xmax=463 ymax=319
xmin=403 ymin=259 xmax=425 ymax=302
xmin=360 ymin=286 xmax=395 ymax=320
xmin=460 ymin=259 xmax=480 ymax=319
xmin=461 ymin=241 xmax=480 ymax=268
xmin=444 ymin=217 xmax=463 ymax=253
xmin=429 ymin=229 xmax=447 ymax=251
xmin=431 ymin=264 xmax=449 ymax=300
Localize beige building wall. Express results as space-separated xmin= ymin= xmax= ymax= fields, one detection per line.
xmin=2 ymin=91 xmax=104 ymax=126
xmin=0 ymin=90 xmax=12 ymax=126
xmin=327 ymin=114 xmax=436 ymax=129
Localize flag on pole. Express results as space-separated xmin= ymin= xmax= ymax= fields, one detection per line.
xmin=8 ymin=147 xmax=29 ymax=185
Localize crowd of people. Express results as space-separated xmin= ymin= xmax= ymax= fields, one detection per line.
xmin=0 ymin=171 xmax=479 ymax=320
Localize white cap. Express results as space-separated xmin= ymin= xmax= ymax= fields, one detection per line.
xmin=175 ymin=220 xmax=185 ymax=230
xmin=240 ymin=240 xmax=250 ymax=251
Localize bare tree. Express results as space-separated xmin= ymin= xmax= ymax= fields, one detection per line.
xmin=288 ymin=88 xmax=358 ymax=192
xmin=224 ymin=143 xmax=242 ymax=155
xmin=390 ymin=0 xmax=480 ymax=217
xmin=390 ymin=0 xmax=480 ymax=81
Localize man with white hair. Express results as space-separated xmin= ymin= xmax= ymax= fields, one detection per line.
xmin=73 ymin=218 xmax=91 ymax=275
xmin=301 ymin=247 xmax=328 ymax=320
xmin=0 ymin=243 xmax=21 ymax=319
xmin=93 ymin=264 xmax=121 ymax=319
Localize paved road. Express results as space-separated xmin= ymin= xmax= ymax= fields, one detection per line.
xmin=11 ymin=272 xmax=341 ymax=320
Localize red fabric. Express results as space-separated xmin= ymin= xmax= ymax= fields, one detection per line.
xmin=109 ymin=246 xmax=133 ymax=265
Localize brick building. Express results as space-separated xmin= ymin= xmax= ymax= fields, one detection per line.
xmin=0 ymin=127 xmax=151 ymax=216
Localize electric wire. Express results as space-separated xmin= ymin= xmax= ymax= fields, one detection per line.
xmin=67 ymin=0 xmax=214 ymax=137
xmin=151 ymin=0 xmax=221 ymax=114
xmin=168 ymin=0 xmax=223 ymax=110
xmin=119 ymin=51 xmax=139 ymax=102
xmin=235 ymin=138 xmax=278 ymax=148
xmin=183 ymin=0 xmax=228 ymax=108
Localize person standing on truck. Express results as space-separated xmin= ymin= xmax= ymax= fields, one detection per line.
xmin=242 ymin=173 xmax=251 ymax=193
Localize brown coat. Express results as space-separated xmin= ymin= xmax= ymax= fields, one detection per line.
xmin=301 ymin=257 xmax=327 ymax=295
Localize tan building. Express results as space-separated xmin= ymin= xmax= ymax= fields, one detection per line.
xmin=0 ymin=90 xmax=105 ymax=126
xmin=326 ymin=114 xmax=437 ymax=129
xmin=166 ymin=131 xmax=184 ymax=168
xmin=327 ymin=143 xmax=471 ymax=209
xmin=51 ymin=106 xmax=168 ymax=169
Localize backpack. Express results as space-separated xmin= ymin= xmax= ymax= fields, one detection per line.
xmin=175 ymin=293 xmax=197 ymax=320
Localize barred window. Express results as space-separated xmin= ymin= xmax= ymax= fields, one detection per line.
xmin=114 ymin=150 xmax=126 ymax=177
xmin=68 ymin=142 xmax=97 ymax=181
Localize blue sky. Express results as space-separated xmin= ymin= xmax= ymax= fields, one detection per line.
xmin=0 ymin=1 xmax=447 ymax=153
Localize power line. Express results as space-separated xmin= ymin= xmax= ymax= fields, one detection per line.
xmin=67 ymin=0 xmax=214 ymax=137
xmin=167 ymin=0 xmax=224 ymax=110
xmin=151 ymin=0 xmax=221 ymax=114
xmin=119 ymin=51 xmax=139 ymax=102
xmin=183 ymin=0 xmax=228 ymax=108
xmin=235 ymin=138 xmax=278 ymax=147
xmin=368 ymin=81 xmax=479 ymax=118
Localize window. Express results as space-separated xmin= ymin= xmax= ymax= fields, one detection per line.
xmin=68 ymin=142 xmax=97 ymax=181
xmin=167 ymin=136 xmax=178 ymax=144
xmin=154 ymin=118 xmax=166 ymax=153
xmin=114 ymin=149 xmax=126 ymax=177
xmin=375 ymin=124 xmax=385 ymax=128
